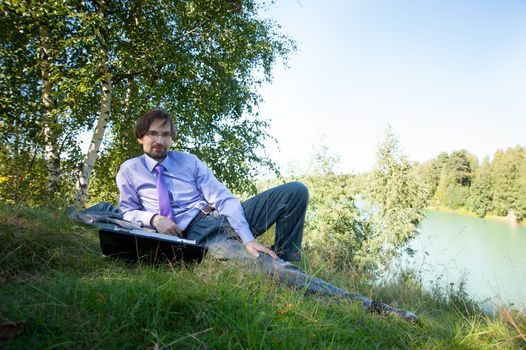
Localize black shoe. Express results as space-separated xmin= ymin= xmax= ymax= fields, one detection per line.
xmin=363 ymin=300 xmax=419 ymax=323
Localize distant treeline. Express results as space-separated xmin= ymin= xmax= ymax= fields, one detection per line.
xmin=414 ymin=145 xmax=526 ymax=222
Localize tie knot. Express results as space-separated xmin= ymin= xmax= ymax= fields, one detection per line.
xmin=155 ymin=164 xmax=165 ymax=175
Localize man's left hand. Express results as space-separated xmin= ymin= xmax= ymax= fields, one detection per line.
xmin=244 ymin=241 xmax=278 ymax=259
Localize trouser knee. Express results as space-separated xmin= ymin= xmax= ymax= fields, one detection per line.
xmin=283 ymin=181 xmax=309 ymax=209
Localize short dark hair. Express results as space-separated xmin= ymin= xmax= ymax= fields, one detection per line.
xmin=134 ymin=108 xmax=176 ymax=139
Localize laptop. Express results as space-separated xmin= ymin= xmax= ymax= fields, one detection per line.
xmin=98 ymin=226 xmax=207 ymax=263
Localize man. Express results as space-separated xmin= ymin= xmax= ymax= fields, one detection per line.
xmin=116 ymin=108 xmax=306 ymax=262
xmin=116 ymin=108 xmax=418 ymax=322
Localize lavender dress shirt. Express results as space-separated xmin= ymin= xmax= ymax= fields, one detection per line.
xmin=116 ymin=150 xmax=255 ymax=243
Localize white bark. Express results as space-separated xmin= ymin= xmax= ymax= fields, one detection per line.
xmin=40 ymin=25 xmax=60 ymax=195
xmin=74 ymin=54 xmax=111 ymax=206
xmin=124 ymin=77 xmax=134 ymax=119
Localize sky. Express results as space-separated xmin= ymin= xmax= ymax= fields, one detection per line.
xmin=257 ymin=0 xmax=526 ymax=174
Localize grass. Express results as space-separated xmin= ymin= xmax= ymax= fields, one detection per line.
xmin=0 ymin=202 xmax=525 ymax=349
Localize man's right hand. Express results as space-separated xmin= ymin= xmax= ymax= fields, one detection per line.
xmin=244 ymin=241 xmax=278 ymax=260
xmin=151 ymin=214 xmax=183 ymax=236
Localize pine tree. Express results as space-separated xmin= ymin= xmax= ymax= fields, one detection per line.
xmin=469 ymin=157 xmax=493 ymax=217
xmin=491 ymin=146 xmax=525 ymax=217
xmin=433 ymin=150 xmax=477 ymax=208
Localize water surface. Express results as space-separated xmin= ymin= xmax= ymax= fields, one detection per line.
xmin=402 ymin=210 xmax=526 ymax=310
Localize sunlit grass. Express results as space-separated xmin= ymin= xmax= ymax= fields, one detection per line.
xmin=1 ymin=202 xmax=525 ymax=349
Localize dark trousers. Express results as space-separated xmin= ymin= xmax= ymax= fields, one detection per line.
xmin=183 ymin=182 xmax=369 ymax=302
xmin=185 ymin=181 xmax=307 ymax=261
xmin=79 ymin=186 xmax=417 ymax=321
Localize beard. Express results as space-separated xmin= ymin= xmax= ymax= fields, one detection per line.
xmin=146 ymin=146 xmax=168 ymax=161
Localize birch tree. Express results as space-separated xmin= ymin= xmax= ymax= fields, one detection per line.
xmin=1 ymin=1 xmax=100 ymax=203
xmin=74 ymin=0 xmax=112 ymax=205
xmin=1 ymin=0 xmax=294 ymax=206
xmin=39 ymin=24 xmax=61 ymax=194
xmin=83 ymin=0 xmax=294 ymax=204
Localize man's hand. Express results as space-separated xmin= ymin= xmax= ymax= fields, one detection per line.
xmin=151 ymin=214 xmax=183 ymax=236
xmin=244 ymin=241 xmax=278 ymax=259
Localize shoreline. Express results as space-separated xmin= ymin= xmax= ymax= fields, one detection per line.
xmin=427 ymin=205 xmax=526 ymax=226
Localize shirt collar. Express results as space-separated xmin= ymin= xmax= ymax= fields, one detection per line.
xmin=143 ymin=152 xmax=175 ymax=173
xmin=143 ymin=153 xmax=161 ymax=173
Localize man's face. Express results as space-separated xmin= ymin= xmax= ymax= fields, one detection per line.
xmin=138 ymin=118 xmax=173 ymax=161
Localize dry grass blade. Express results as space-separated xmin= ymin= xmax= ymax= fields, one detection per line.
xmin=152 ymin=327 xmax=214 ymax=350
xmin=499 ymin=307 xmax=526 ymax=344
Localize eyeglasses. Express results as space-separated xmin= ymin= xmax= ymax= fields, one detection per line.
xmin=145 ymin=131 xmax=172 ymax=139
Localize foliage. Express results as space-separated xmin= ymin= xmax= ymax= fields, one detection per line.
xmin=413 ymin=159 xmax=439 ymax=201
xmin=280 ymin=133 xmax=429 ymax=272
xmin=0 ymin=0 xmax=294 ymax=206
xmin=287 ymin=143 xmax=368 ymax=270
xmin=0 ymin=1 xmax=101 ymax=203
xmin=85 ymin=0 xmax=295 ymax=202
xmin=0 ymin=2 xmax=48 ymax=203
xmin=0 ymin=141 xmax=46 ymax=206
xmin=433 ymin=150 xmax=477 ymax=208
xmin=302 ymin=173 xmax=364 ymax=269
xmin=417 ymin=145 xmax=526 ymax=222
xmin=364 ymin=128 xmax=430 ymax=268
xmin=436 ymin=176 xmax=470 ymax=209
xmin=491 ymin=146 xmax=526 ymax=220
xmin=469 ymin=157 xmax=494 ymax=217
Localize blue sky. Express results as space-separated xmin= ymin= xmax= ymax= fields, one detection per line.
xmin=258 ymin=0 xmax=526 ymax=174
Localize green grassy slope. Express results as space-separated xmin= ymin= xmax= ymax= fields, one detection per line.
xmin=0 ymin=202 xmax=523 ymax=349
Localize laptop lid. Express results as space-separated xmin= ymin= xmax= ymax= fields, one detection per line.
xmin=98 ymin=226 xmax=206 ymax=264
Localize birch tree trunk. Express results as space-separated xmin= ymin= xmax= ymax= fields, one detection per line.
xmin=74 ymin=48 xmax=111 ymax=206
xmin=124 ymin=77 xmax=134 ymax=119
xmin=39 ymin=25 xmax=61 ymax=195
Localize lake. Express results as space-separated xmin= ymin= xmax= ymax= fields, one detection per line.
xmin=400 ymin=210 xmax=526 ymax=311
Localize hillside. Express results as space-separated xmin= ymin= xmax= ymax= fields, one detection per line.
xmin=0 ymin=202 xmax=523 ymax=349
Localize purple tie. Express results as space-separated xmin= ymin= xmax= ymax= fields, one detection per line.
xmin=155 ymin=164 xmax=173 ymax=220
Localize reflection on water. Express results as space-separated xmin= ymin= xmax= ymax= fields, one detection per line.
xmin=400 ymin=210 xmax=526 ymax=311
